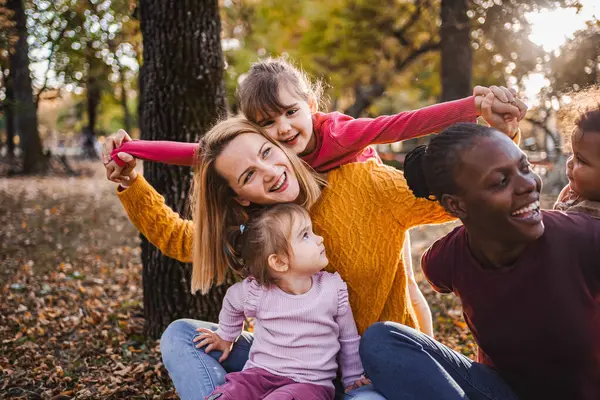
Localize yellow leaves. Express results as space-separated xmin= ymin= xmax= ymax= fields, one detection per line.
xmin=453 ymin=319 xmax=468 ymax=330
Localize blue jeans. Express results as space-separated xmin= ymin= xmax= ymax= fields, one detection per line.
xmin=359 ymin=322 xmax=518 ymax=400
xmin=161 ymin=319 xmax=386 ymax=400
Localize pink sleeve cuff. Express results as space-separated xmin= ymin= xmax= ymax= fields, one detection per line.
xmin=110 ymin=140 xmax=199 ymax=167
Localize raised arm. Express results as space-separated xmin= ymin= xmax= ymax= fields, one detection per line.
xmin=326 ymin=96 xmax=479 ymax=151
xmin=327 ymin=86 xmax=525 ymax=152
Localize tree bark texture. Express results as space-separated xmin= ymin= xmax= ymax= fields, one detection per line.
xmin=440 ymin=0 xmax=472 ymax=101
xmin=139 ymin=0 xmax=229 ymax=339
xmin=7 ymin=0 xmax=45 ymax=173
xmin=86 ymin=76 xmax=100 ymax=137
xmin=119 ymin=65 xmax=132 ymax=133
xmin=4 ymin=74 xmax=16 ymax=157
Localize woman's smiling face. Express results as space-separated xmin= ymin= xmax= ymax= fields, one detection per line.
xmin=214 ymin=132 xmax=301 ymax=206
xmin=451 ymin=132 xmax=544 ymax=244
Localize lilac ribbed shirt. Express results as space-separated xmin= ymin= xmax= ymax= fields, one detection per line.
xmin=214 ymin=271 xmax=364 ymax=388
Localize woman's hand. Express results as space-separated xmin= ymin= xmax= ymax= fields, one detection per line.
xmin=480 ymin=92 xmax=521 ymax=139
xmin=101 ymin=129 xmax=137 ymax=186
xmin=345 ymin=376 xmax=371 ymax=393
xmin=194 ymin=328 xmax=233 ymax=363
xmin=473 ymin=86 xmax=527 ymax=137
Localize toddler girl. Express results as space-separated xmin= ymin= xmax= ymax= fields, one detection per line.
xmin=197 ymin=203 xmax=368 ymax=400
xmin=554 ymin=90 xmax=600 ymax=219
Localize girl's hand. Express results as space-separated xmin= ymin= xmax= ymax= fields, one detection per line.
xmin=101 ymin=129 xmax=137 ymax=185
xmin=194 ymin=328 xmax=233 ymax=363
xmin=480 ymin=92 xmax=520 ymax=139
xmin=345 ymin=376 xmax=371 ymax=393
xmin=473 ymin=85 xmax=528 ymax=122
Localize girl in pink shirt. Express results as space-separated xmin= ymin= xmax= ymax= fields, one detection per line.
xmin=237 ymin=57 xmax=525 ymax=173
xmin=196 ymin=203 xmax=367 ymax=400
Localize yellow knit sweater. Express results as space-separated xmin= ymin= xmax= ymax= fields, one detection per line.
xmin=117 ymin=161 xmax=453 ymax=334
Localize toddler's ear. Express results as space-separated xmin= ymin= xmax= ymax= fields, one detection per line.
xmin=267 ymin=254 xmax=289 ymax=272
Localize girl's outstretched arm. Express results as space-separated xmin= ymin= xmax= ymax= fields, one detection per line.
xmin=322 ymin=86 xmax=524 ymax=152
xmin=109 ymin=140 xmax=198 ymax=168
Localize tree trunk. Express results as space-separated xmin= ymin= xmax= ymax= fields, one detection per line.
xmin=344 ymin=82 xmax=385 ymax=118
xmin=139 ymin=0 xmax=229 ymax=339
xmin=82 ymin=74 xmax=100 ymax=159
xmin=4 ymin=74 xmax=16 ymax=157
xmin=86 ymin=76 xmax=100 ymax=137
xmin=119 ymin=65 xmax=132 ymax=133
xmin=7 ymin=0 xmax=46 ymax=173
xmin=440 ymin=0 xmax=472 ymax=101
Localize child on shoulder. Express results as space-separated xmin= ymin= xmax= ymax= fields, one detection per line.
xmin=553 ymin=88 xmax=600 ymax=219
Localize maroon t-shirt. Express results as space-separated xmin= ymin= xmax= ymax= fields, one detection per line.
xmin=422 ymin=211 xmax=600 ymax=400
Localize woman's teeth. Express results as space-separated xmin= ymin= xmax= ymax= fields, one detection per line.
xmin=511 ymin=200 xmax=540 ymax=216
xmin=270 ymin=172 xmax=286 ymax=191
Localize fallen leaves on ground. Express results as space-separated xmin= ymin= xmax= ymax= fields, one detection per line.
xmin=1 ymin=161 xmax=176 ymax=399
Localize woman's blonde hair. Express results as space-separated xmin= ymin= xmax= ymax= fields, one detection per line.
xmin=191 ymin=116 xmax=324 ymax=294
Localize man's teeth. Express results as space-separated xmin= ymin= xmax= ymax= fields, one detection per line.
xmin=271 ymin=173 xmax=286 ymax=191
xmin=512 ymin=200 xmax=540 ymax=216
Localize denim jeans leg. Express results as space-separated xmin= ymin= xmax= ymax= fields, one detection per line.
xmin=344 ymin=384 xmax=387 ymax=399
xmin=360 ymin=322 xmax=517 ymax=400
xmin=160 ymin=318 xmax=253 ymax=400
xmin=334 ymin=378 xmax=386 ymax=399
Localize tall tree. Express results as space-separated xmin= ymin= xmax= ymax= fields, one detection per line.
xmin=7 ymin=0 xmax=45 ymax=173
xmin=221 ymin=0 xmax=576 ymax=116
xmin=0 ymin=0 xmax=16 ymax=156
xmin=3 ymin=74 xmax=15 ymax=156
xmin=139 ymin=0 xmax=229 ymax=338
xmin=30 ymin=0 xmax=140 ymax=145
xmin=440 ymin=0 xmax=471 ymax=100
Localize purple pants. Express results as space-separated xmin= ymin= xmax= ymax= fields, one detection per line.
xmin=204 ymin=367 xmax=334 ymax=400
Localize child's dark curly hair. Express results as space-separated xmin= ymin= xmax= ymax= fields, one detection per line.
xmin=558 ymin=86 xmax=600 ymax=150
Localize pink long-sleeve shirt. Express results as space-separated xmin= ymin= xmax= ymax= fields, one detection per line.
xmin=214 ymin=271 xmax=363 ymax=389
xmin=304 ymin=96 xmax=478 ymax=172
xmin=109 ymin=96 xmax=477 ymax=173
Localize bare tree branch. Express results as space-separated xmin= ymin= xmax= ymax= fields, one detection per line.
xmin=35 ymin=23 xmax=69 ymax=105
xmin=396 ymin=40 xmax=440 ymax=71
xmin=392 ymin=0 xmax=429 ymax=47
xmin=344 ymin=40 xmax=440 ymax=117
xmin=526 ymin=117 xmax=561 ymax=148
